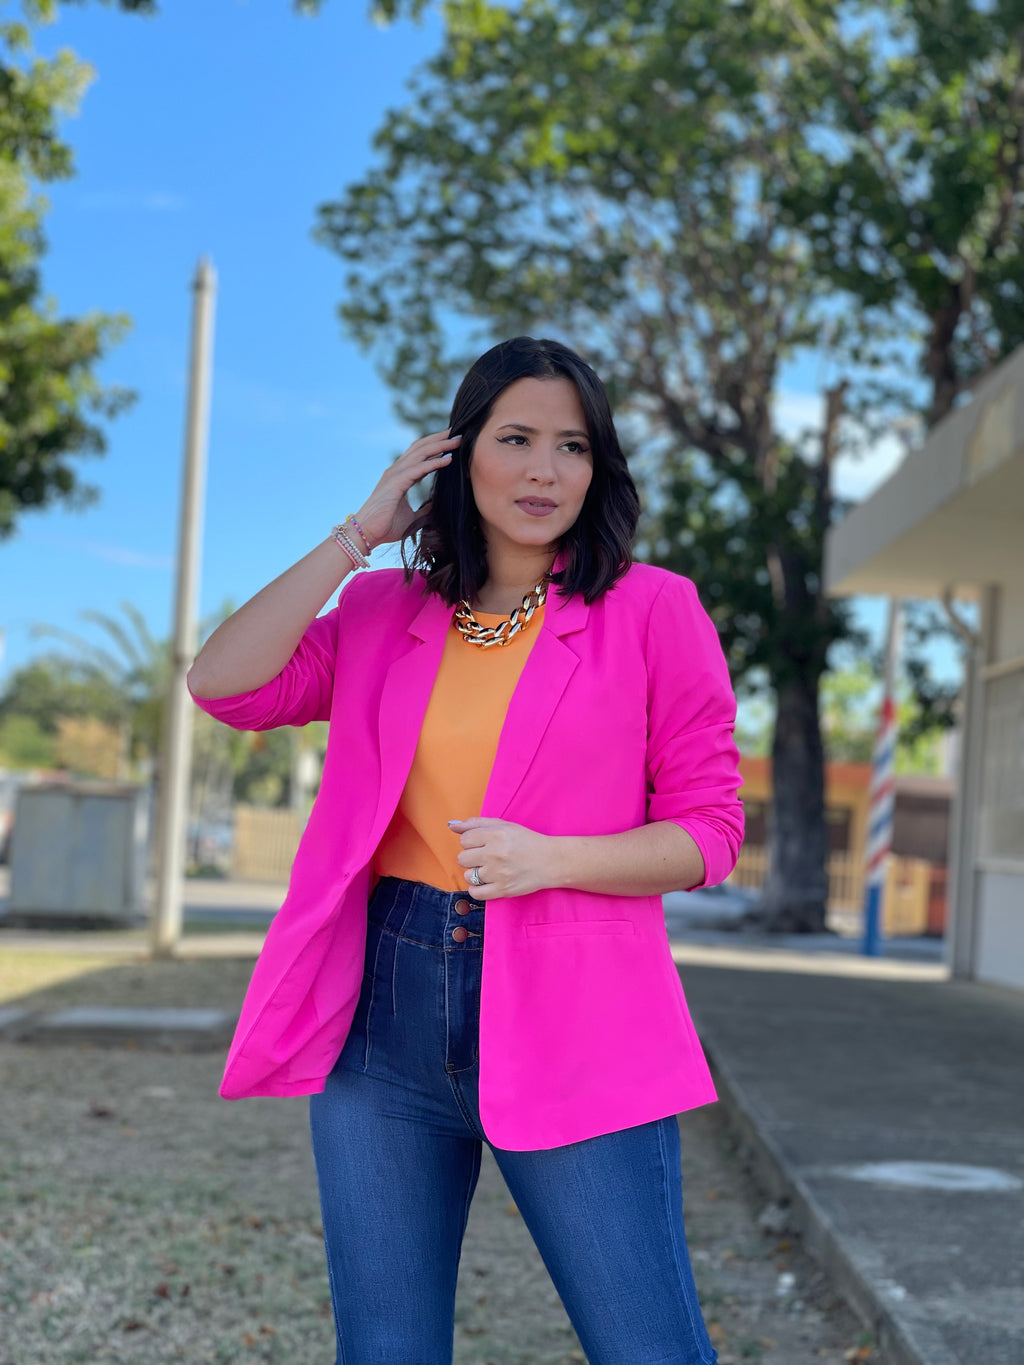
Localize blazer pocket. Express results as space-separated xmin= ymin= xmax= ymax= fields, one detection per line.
xmin=524 ymin=919 xmax=636 ymax=938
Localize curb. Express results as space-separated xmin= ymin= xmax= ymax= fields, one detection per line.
xmin=701 ymin=1038 xmax=962 ymax=1365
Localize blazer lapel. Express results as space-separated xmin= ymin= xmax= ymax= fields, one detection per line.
xmin=482 ymin=555 xmax=590 ymax=818
xmin=367 ymin=582 xmax=453 ymax=854
xmin=366 ymin=548 xmax=591 ymax=850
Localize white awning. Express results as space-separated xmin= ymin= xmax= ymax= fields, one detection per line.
xmin=824 ymin=345 xmax=1024 ymax=599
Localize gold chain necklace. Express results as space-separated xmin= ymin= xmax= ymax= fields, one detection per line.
xmin=454 ymin=573 xmax=551 ymax=648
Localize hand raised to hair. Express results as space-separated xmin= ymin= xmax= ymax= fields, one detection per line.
xmin=356 ymin=429 xmax=462 ymax=548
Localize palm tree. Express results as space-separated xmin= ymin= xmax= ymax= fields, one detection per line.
xmin=31 ymin=601 xmax=170 ymax=780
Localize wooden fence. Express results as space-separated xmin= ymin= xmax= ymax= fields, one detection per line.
xmin=729 ymin=844 xmax=935 ymax=933
xmin=232 ymin=805 xmax=304 ymax=883
xmin=729 ymin=846 xmax=864 ymax=910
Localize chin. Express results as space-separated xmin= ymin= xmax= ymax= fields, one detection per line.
xmin=511 ymin=529 xmax=563 ymax=549
xmin=482 ymin=511 xmax=570 ymax=550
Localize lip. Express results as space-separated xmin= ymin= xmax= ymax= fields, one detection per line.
xmin=516 ymin=498 xmax=557 ymax=516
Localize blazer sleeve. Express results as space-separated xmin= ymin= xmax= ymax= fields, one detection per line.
xmin=644 ymin=572 xmax=745 ymax=889
xmin=186 ymin=585 xmax=347 ymax=732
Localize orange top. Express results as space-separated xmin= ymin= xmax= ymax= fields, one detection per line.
xmin=372 ymin=603 xmax=546 ymax=893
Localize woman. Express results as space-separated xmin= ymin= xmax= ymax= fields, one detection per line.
xmin=187 ymin=335 xmax=744 ymax=1365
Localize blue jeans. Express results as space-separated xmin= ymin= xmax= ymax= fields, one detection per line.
xmin=309 ymin=875 xmax=718 ymax=1365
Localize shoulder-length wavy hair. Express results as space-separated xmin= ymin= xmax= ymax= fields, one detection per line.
xmin=398 ymin=336 xmax=640 ymax=607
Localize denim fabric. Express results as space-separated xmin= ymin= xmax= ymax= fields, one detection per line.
xmin=309 ymin=875 xmax=718 ymax=1365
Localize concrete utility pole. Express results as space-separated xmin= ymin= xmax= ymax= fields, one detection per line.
xmin=152 ymin=256 xmax=217 ymax=958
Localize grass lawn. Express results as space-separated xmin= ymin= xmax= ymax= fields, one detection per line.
xmin=0 ymin=949 xmax=257 ymax=1014
xmin=0 ymin=951 xmax=134 ymax=1008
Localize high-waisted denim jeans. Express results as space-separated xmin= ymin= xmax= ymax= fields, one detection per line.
xmin=309 ymin=874 xmax=718 ymax=1365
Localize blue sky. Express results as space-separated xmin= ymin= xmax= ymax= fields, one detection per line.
xmin=0 ymin=0 xmax=959 ymax=709
xmin=2 ymin=0 xmax=445 ymax=677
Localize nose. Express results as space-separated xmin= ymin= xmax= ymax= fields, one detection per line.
xmin=526 ymin=448 xmax=558 ymax=483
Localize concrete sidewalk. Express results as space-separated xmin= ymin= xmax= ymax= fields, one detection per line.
xmin=675 ymin=942 xmax=1024 ymax=1365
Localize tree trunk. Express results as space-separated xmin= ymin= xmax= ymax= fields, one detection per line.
xmin=925 ymin=286 xmax=964 ymax=428
xmin=749 ymin=673 xmax=830 ymax=933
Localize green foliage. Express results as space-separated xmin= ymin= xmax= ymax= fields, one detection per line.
xmin=313 ymin=0 xmax=878 ymax=694
xmin=233 ymin=727 xmax=293 ymax=807
xmin=821 ymin=657 xmax=951 ymax=773
xmin=368 ymin=0 xmax=429 ymax=20
xmin=0 ymin=711 xmax=53 ymax=766
xmin=24 ymin=2 xmax=158 ymax=16
xmin=895 ymin=703 xmax=947 ymax=778
xmin=740 ymin=654 xmax=956 ymax=774
xmin=29 ymin=600 xmax=170 ymax=766
xmin=897 ymin=599 xmax=964 ymax=743
xmin=313 ymin=0 xmax=1005 ymax=694
xmin=821 ymin=658 xmax=877 ymax=764
xmin=0 ymin=5 xmax=136 ymax=538
xmin=735 ymin=693 xmax=773 ymax=759
xmin=0 ymin=652 xmax=124 ymax=732
xmin=33 ymin=0 xmax=337 ymax=15
xmin=312 ymin=0 xmax=987 ymax=705
xmin=774 ymin=0 xmax=1024 ymax=424
xmin=2 ymin=596 xmax=326 ymax=805
xmin=0 ymin=0 xmax=401 ymax=538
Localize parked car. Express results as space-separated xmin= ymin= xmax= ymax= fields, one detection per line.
xmin=662 ymin=880 xmax=760 ymax=933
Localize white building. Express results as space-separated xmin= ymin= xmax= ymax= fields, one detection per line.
xmin=825 ymin=345 xmax=1024 ymax=991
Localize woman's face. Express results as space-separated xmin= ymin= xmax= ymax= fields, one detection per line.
xmin=468 ymin=376 xmax=594 ymax=561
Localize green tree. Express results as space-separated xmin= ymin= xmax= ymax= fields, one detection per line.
xmin=312 ymin=0 xmax=881 ymax=929
xmin=0 ymin=0 xmax=384 ymax=537
xmin=821 ymin=661 xmax=877 ymax=765
xmin=0 ymin=652 xmax=124 ymax=733
xmin=313 ymin=0 xmax=1003 ymax=930
xmin=30 ymin=600 xmax=170 ymax=774
xmin=774 ymin=0 xmax=1024 ymax=428
xmin=0 ymin=6 xmax=139 ymax=537
xmin=741 ymin=654 xmax=957 ymax=774
xmin=0 ymin=711 xmax=53 ymax=766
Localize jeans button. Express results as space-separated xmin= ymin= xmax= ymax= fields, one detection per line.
xmin=451 ymin=926 xmax=469 ymax=942
xmin=455 ymin=899 xmax=472 ymax=915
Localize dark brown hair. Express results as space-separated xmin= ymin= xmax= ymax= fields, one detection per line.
xmin=399 ymin=336 xmax=640 ymax=606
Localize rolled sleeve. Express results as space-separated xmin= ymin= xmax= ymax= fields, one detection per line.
xmin=187 ymin=605 xmax=340 ymax=732
xmin=644 ymin=573 xmax=745 ymax=889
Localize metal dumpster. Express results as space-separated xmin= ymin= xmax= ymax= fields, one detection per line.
xmin=6 ymin=781 xmax=150 ymax=926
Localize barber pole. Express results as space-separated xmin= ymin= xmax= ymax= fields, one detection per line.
xmin=862 ymin=599 xmax=902 ymax=956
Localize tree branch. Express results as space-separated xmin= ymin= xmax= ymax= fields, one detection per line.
xmin=940 ymin=587 xmax=980 ymax=650
xmin=769 ymin=0 xmax=923 ymax=231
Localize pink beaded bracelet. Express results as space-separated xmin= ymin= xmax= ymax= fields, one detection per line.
xmin=331 ymin=523 xmax=370 ymax=569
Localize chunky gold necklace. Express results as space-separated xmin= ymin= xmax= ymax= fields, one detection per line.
xmin=454 ymin=573 xmax=551 ymax=648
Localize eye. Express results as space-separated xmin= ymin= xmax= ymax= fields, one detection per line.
xmin=497 ymin=435 xmax=590 ymax=454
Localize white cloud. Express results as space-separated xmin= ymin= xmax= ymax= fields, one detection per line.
xmin=74 ymin=540 xmax=173 ymax=570
xmin=79 ymin=190 xmax=187 ymax=213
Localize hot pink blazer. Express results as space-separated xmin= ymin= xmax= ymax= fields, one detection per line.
xmin=188 ymin=547 xmax=744 ymax=1151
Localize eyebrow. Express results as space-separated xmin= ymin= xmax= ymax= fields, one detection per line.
xmin=496 ymin=423 xmax=590 ymax=439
